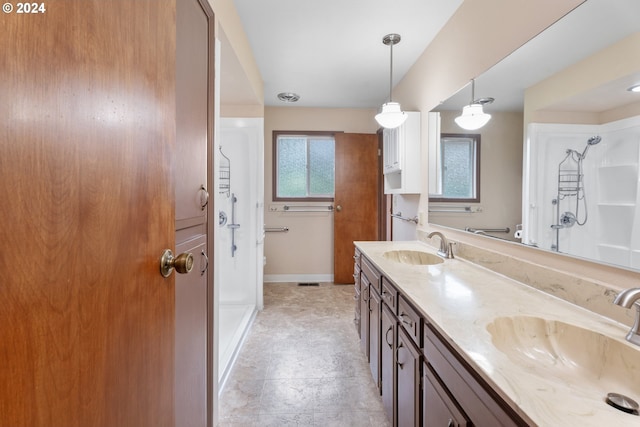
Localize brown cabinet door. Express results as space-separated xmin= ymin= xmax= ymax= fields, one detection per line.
xmin=397 ymin=327 xmax=422 ymax=427
xmin=175 ymin=235 xmax=208 ymax=427
xmin=369 ymin=287 xmax=382 ymax=390
xmin=334 ymin=133 xmax=379 ymax=283
xmin=423 ymin=362 xmax=470 ymax=427
xmin=381 ymin=304 xmax=396 ymax=424
xmin=175 ymin=0 xmax=210 ymax=228
xmin=359 ymin=277 xmax=370 ymax=359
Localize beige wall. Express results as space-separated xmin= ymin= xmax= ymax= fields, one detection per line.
xmin=208 ymin=0 xmax=263 ymax=107
xmin=263 ymin=107 xmax=377 ymax=281
xmin=430 ymin=111 xmax=523 ymax=240
xmin=525 ymin=32 xmax=640 ymax=124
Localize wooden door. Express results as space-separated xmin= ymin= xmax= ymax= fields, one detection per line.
xmin=0 ymin=2 xmax=176 ymax=426
xmin=334 ymin=133 xmax=379 ymax=284
xmin=175 ymin=0 xmax=214 ymax=426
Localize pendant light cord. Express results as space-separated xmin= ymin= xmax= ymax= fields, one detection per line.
xmin=470 ymin=79 xmax=475 ymax=104
xmin=389 ymin=41 xmax=394 ymax=102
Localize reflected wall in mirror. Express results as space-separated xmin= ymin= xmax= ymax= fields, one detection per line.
xmin=428 ymin=0 xmax=640 ymax=270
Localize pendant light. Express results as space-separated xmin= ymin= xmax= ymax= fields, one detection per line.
xmin=375 ymin=33 xmax=407 ymax=129
xmin=454 ymin=79 xmax=493 ymax=130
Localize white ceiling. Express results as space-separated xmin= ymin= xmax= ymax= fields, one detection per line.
xmin=222 ymin=0 xmax=640 ymax=113
xmin=225 ymin=0 xmax=463 ymax=108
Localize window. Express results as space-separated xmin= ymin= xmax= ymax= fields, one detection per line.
xmin=273 ymin=131 xmax=335 ymax=201
xmin=429 ymin=133 xmax=480 ymax=202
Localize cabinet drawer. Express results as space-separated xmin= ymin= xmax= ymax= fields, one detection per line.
xmin=361 ymin=256 xmax=381 ymax=294
xmin=398 ymin=295 xmax=422 ymax=347
xmin=424 ymin=325 xmax=522 ymax=427
xmin=381 ymin=277 xmax=397 ymax=312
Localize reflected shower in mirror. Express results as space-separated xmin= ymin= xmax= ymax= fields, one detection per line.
xmin=428 ymin=0 xmax=640 ymax=270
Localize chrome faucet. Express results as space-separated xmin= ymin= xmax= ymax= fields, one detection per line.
xmin=613 ymin=288 xmax=640 ymax=346
xmin=427 ymin=231 xmax=454 ymax=259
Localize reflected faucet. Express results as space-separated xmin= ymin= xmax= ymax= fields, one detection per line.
xmin=427 ymin=231 xmax=454 ymax=259
xmin=613 ymin=288 xmax=640 ymax=346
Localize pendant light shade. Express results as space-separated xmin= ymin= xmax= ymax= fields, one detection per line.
xmin=375 ymin=34 xmax=407 ymax=129
xmin=375 ymin=102 xmax=407 ymax=129
xmin=454 ymin=104 xmax=491 ymax=130
xmin=455 ymin=79 xmax=493 ymax=131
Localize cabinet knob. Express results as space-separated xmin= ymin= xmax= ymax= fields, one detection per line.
xmin=335 ymin=205 xmax=342 ymax=212
xmin=199 ymin=185 xmax=209 ymax=210
xmin=160 ymin=249 xmax=194 ymax=277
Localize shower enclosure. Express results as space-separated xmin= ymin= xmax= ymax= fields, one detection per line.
xmin=524 ymin=116 xmax=640 ymax=269
xmin=550 ymin=136 xmax=601 ymax=251
xmin=215 ymin=118 xmax=264 ymax=386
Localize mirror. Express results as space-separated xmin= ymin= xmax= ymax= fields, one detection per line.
xmin=429 ymin=0 xmax=640 ymax=270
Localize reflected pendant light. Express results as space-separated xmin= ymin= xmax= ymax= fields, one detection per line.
xmin=455 ymin=79 xmax=493 ymax=130
xmin=375 ymin=33 xmax=408 ymax=129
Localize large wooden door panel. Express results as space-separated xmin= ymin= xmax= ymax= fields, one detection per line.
xmin=334 ymin=133 xmax=379 ymax=284
xmin=0 ymin=2 xmax=175 ymax=426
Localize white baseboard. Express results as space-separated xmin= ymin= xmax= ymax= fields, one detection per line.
xmin=263 ymin=274 xmax=334 ymax=283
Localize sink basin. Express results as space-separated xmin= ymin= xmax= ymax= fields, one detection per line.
xmin=382 ymin=250 xmax=444 ymax=266
xmin=486 ymin=316 xmax=640 ymax=398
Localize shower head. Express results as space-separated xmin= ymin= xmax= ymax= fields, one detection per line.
xmin=581 ymin=135 xmax=602 ymax=159
xmin=587 ymin=136 xmax=602 ymax=145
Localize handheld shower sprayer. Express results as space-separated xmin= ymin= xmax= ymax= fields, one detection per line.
xmin=580 ymin=135 xmax=602 ymax=159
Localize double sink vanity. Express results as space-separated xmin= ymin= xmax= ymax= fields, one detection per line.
xmin=353 ymin=239 xmax=640 ymax=426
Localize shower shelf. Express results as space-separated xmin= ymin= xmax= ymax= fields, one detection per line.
xmin=219 ymin=146 xmax=230 ymax=196
xmin=557 ymin=172 xmax=583 ymax=196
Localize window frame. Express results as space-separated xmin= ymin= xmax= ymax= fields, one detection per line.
xmin=429 ymin=133 xmax=481 ymax=203
xmin=272 ymin=130 xmax=336 ymax=202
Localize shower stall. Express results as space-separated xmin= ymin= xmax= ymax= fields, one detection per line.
xmin=550 ymin=136 xmax=601 ymax=251
xmin=215 ymin=118 xmax=264 ymax=386
xmin=524 ymin=116 xmax=640 ymax=269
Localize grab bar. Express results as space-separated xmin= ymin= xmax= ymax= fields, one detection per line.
xmin=283 ymin=205 xmax=334 ymax=212
xmin=391 ymin=213 xmax=418 ymax=224
xmin=265 ymin=226 xmax=289 ymax=233
xmin=429 ymin=206 xmax=478 ymax=213
xmin=465 ymin=227 xmax=510 ymax=234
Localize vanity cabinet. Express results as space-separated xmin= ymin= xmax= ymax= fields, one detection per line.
xmin=355 ymin=249 xmax=527 ymax=427
xmin=383 ymin=111 xmax=421 ymax=194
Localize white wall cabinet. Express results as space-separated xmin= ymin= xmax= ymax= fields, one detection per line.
xmin=383 ymin=111 xmax=421 ymax=194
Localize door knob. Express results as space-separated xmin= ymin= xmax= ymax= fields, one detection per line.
xmin=336 ymin=205 xmax=342 ymax=212
xmin=160 ymin=249 xmax=194 ymax=278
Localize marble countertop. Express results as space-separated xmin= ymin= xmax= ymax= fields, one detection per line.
xmin=355 ymin=240 xmax=640 ymax=427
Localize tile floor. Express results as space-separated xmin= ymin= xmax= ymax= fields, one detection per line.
xmin=218 ymin=282 xmax=391 ymax=427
